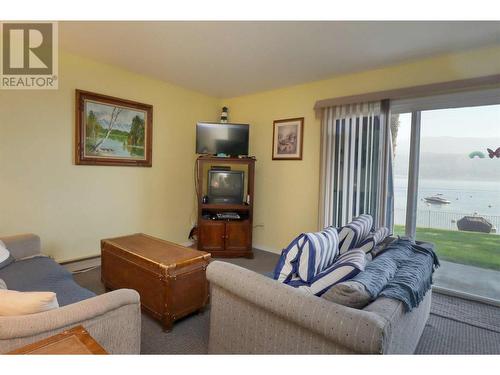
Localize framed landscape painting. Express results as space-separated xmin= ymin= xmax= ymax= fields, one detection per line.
xmin=272 ymin=117 xmax=304 ymax=160
xmin=75 ymin=90 xmax=153 ymax=167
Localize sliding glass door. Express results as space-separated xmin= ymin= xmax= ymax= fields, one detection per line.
xmin=392 ymin=103 xmax=500 ymax=302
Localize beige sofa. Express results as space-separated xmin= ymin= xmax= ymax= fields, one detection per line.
xmin=207 ymin=261 xmax=431 ymax=354
xmin=0 ymin=234 xmax=141 ymax=354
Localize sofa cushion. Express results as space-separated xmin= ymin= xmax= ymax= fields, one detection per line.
xmin=0 ymin=256 xmax=95 ymax=306
xmin=297 ymin=227 xmax=340 ymax=282
xmin=338 ymin=214 xmax=373 ymax=254
xmin=0 ymin=290 xmax=59 ymax=316
xmin=0 ymin=240 xmax=15 ymax=270
xmin=321 ymin=280 xmax=372 ymax=309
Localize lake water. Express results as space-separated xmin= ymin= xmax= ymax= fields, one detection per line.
xmin=394 ymin=176 xmax=500 ymax=230
xmin=87 ymin=137 xmax=144 ymax=157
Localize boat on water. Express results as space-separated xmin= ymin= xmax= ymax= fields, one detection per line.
xmin=424 ymin=196 xmax=451 ymax=204
xmin=457 ymin=216 xmax=494 ymax=234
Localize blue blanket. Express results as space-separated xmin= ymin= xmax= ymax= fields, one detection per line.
xmin=0 ymin=256 xmax=95 ymax=306
xmin=352 ymin=238 xmax=439 ymax=311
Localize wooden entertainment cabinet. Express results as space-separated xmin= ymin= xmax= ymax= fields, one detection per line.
xmin=196 ymin=156 xmax=255 ymax=258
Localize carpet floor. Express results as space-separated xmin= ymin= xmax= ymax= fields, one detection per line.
xmin=73 ymin=249 xmax=500 ymax=354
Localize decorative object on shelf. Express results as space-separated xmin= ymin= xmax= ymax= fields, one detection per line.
xmin=75 ymin=90 xmax=153 ymax=167
xmin=220 ymin=106 xmax=228 ymax=123
xmin=487 ymin=147 xmax=500 ymax=158
xmin=272 ymin=117 xmax=304 ymax=160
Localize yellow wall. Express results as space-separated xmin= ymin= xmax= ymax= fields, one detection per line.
xmin=2 ymin=45 xmax=499 ymax=261
xmin=0 ymin=51 xmax=219 ymax=262
xmin=223 ymin=45 xmax=500 ymax=253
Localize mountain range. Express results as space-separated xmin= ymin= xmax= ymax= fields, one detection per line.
xmin=394 ymin=137 xmax=500 ymax=181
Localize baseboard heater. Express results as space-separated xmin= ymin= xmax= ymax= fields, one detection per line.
xmin=60 ymin=255 xmax=101 ymax=273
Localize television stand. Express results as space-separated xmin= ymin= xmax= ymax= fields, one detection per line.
xmin=196 ymin=156 xmax=255 ymax=258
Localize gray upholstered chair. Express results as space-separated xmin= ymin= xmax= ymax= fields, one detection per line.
xmin=0 ymin=234 xmax=141 ymax=354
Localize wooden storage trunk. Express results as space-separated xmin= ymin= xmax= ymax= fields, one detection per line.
xmin=101 ymin=233 xmax=210 ymax=330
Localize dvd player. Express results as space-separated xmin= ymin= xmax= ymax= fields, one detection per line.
xmin=215 ymin=212 xmax=241 ymax=220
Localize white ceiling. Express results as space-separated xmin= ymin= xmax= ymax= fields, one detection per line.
xmin=60 ymin=21 xmax=500 ymax=98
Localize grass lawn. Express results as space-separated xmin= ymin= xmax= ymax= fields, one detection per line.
xmin=394 ymin=225 xmax=500 ymax=271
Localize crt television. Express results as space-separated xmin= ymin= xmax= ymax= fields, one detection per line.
xmin=196 ymin=122 xmax=249 ymax=156
xmin=207 ymin=170 xmax=245 ymax=204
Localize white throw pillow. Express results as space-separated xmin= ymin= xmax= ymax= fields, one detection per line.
xmin=0 ymin=240 xmax=15 ymax=270
xmin=0 ymin=240 xmax=10 ymax=263
xmin=0 ymin=279 xmax=6 ymax=290
xmin=0 ymin=290 xmax=59 ymax=316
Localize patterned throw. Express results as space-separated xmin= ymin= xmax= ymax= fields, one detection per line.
xmin=352 ymin=238 xmax=440 ymax=311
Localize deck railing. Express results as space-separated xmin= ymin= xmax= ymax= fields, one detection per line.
xmin=394 ymin=209 xmax=500 ymax=234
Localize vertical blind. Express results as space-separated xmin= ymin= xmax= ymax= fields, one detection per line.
xmin=319 ymin=101 xmax=393 ymax=229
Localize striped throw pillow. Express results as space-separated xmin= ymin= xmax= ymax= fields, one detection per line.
xmin=358 ymin=227 xmax=390 ymax=254
xmin=293 ymin=248 xmax=367 ymax=296
xmin=273 ymin=234 xmax=306 ymax=282
xmin=371 ymin=236 xmax=396 ymax=258
xmin=338 ymin=214 xmax=374 ymax=255
xmin=296 ymin=227 xmax=340 ymax=283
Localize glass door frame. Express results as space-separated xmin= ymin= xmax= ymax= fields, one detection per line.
xmin=393 ymin=86 xmax=500 ymax=238
xmin=404 ymin=111 xmax=421 ymax=238
xmin=394 ymin=97 xmax=500 ymax=305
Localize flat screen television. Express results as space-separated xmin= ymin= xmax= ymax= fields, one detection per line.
xmin=196 ymin=122 xmax=249 ymax=156
xmin=207 ymin=170 xmax=245 ymax=204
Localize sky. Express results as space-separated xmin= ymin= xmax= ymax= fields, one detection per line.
xmin=86 ymin=101 xmax=145 ymax=132
xmin=396 ymin=104 xmax=500 ymax=141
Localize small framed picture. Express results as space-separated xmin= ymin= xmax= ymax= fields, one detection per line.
xmin=75 ymin=90 xmax=153 ymax=167
xmin=272 ymin=117 xmax=304 ymax=160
